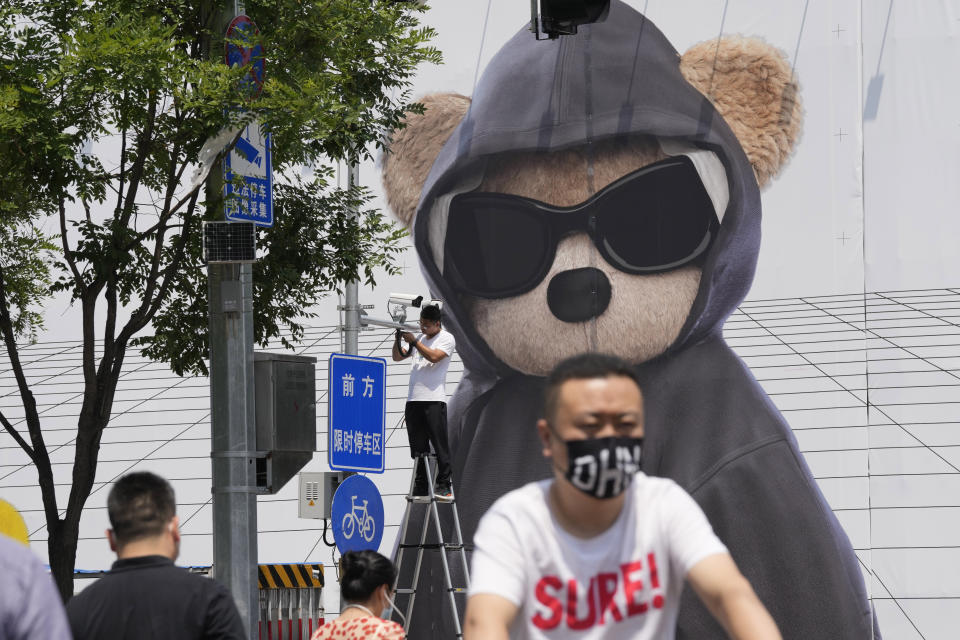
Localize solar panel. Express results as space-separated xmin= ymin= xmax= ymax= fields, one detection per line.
xmin=203 ymin=221 xmax=256 ymax=263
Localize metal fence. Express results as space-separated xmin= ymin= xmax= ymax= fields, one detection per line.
xmin=258 ymin=564 xmax=325 ymax=640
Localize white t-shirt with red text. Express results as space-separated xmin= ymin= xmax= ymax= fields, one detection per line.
xmin=469 ymin=474 xmax=728 ymax=639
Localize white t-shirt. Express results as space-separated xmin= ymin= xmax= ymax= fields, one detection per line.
xmin=406 ymin=328 xmax=456 ymax=402
xmin=470 ymin=475 xmax=728 ymax=640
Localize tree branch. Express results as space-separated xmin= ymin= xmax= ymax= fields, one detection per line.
xmin=0 ymin=410 xmax=36 ymax=463
xmin=102 ymin=274 xmax=118 ymax=367
xmin=166 ymin=180 xmax=204 ymax=219
xmin=118 ymin=91 xmax=158 ymax=228
xmin=58 ymin=197 xmax=83 ymax=288
xmin=121 ymin=219 xmax=165 ymax=249
xmin=0 ymin=266 xmax=58 ymax=525
xmin=122 ymin=143 xmax=186 ymax=304
xmin=116 ymin=112 xmax=127 ymax=216
xmin=79 ymin=284 xmax=101 ymax=405
xmin=117 ymin=190 xmax=199 ymax=346
xmin=118 ymin=139 xmax=190 ymax=254
xmin=162 ymin=124 xmax=243 ymax=223
xmin=130 ymin=214 xmax=170 ymax=325
xmin=147 ymin=193 xmax=198 ymax=317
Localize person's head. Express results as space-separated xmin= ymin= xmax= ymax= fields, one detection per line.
xmin=340 ymin=550 xmax=398 ymax=615
xmin=418 ymin=304 xmax=442 ymax=337
xmin=537 ymin=353 xmax=645 ymax=497
xmin=106 ymin=471 xmax=180 ymax=559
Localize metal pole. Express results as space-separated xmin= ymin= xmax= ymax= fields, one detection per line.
xmin=359 ymin=316 xmax=418 ymax=332
xmin=206 ymin=4 xmax=257 ymax=637
xmin=343 ymin=161 xmax=360 ymax=358
xmin=337 ymin=161 xmax=361 ymax=615
xmin=209 ymin=262 xmax=259 ymax=638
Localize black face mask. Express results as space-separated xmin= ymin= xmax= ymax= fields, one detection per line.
xmin=561 ymin=436 xmax=644 ymax=499
xmin=444 ymin=155 xmax=718 ymax=299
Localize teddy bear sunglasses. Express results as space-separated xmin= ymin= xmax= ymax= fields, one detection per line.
xmin=443 ymin=155 xmax=720 ymax=299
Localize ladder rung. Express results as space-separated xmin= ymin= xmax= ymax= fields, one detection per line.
xmin=403 ymin=495 xmax=458 ymax=503
xmin=394 ymin=588 xmax=416 ymax=595
xmin=398 ymin=543 xmax=463 ymax=551
xmin=448 ymin=587 xmax=467 ymax=593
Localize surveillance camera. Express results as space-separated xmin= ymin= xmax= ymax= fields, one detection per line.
xmin=530 ymin=0 xmax=610 ymax=39
xmin=388 ymin=293 xmax=424 ymax=308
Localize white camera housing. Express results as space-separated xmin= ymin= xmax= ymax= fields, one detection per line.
xmin=386 ymin=293 xmax=442 ymax=325
xmin=388 ymin=293 xmax=424 ymax=308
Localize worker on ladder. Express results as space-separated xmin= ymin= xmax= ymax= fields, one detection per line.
xmin=392 ymin=303 xmax=456 ymax=500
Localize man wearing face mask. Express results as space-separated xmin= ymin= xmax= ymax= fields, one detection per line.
xmin=464 ymin=353 xmax=781 ymax=640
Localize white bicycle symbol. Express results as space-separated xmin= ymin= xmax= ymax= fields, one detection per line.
xmin=341 ymin=495 xmax=376 ymax=542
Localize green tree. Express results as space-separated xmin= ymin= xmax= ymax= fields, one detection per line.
xmin=0 ymin=0 xmax=439 ymax=599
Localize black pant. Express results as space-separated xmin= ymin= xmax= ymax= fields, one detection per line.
xmin=404 ymin=401 xmax=452 ymax=488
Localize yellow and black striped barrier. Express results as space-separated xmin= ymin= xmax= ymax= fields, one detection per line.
xmin=258 ymin=564 xmax=324 ymax=639
xmin=258 ymin=563 xmax=324 ymax=589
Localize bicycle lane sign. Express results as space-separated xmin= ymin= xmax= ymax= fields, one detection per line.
xmin=331 ymin=474 xmax=384 ymax=553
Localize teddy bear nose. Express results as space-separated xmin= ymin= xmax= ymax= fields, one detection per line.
xmin=546 ymin=267 xmax=612 ymax=323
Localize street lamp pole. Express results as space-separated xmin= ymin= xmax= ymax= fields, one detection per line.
xmin=343 ymin=161 xmax=360 ymax=358
xmin=205 ymin=2 xmax=258 ymax=637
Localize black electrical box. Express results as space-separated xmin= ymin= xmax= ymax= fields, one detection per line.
xmin=254 ymin=352 xmax=317 ymax=494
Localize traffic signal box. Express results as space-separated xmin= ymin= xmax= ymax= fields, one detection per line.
xmin=254 ymin=351 xmax=317 ymax=494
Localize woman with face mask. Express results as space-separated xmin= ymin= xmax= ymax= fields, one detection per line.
xmin=311 ymin=550 xmax=405 ymax=640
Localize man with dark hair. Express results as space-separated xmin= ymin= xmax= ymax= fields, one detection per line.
xmin=464 ymin=353 xmax=781 ymax=640
xmin=392 ymin=303 xmax=456 ymax=499
xmin=67 ymin=471 xmax=245 ymax=640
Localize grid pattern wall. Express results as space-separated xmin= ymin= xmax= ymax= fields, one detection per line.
xmin=2 ymin=289 xmax=958 ymax=639
xmin=729 ymin=290 xmax=960 ymax=640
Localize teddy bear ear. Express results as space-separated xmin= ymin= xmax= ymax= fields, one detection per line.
xmin=680 ymin=36 xmax=802 ymax=189
xmin=381 ymin=93 xmax=472 ymax=228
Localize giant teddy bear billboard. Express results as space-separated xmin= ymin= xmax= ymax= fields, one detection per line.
xmin=381 ymin=2 xmax=878 ymax=637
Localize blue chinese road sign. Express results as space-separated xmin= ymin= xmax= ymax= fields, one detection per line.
xmin=328 ymin=353 xmax=386 ymax=473
xmin=224 ymin=121 xmax=273 ymax=227
xmin=331 ymin=474 xmax=384 ymax=553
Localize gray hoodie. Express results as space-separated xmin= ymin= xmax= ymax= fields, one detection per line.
xmin=399 ymin=3 xmax=877 ymax=638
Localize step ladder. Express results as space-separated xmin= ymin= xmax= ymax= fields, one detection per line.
xmin=391 ymin=453 xmax=471 ymax=637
